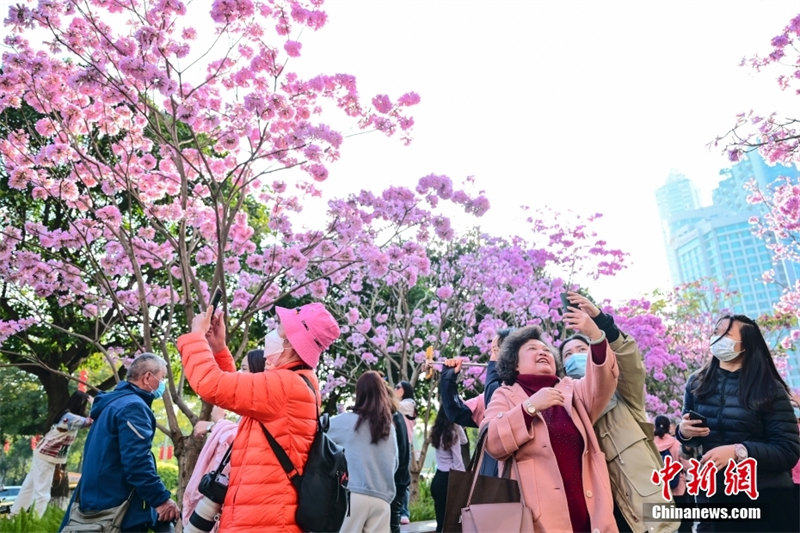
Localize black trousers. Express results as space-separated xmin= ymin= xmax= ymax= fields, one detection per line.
xmin=673 ymin=493 xmax=694 ymax=533
xmin=390 ymin=484 xmax=406 ymax=533
xmin=430 ymin=469 xmax=450 ymax=533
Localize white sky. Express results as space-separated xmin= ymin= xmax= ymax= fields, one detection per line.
xmin=290 ymin=1 xmax=800 ymax=303
xmin=18 ymin=1 xmax=800 ymax=304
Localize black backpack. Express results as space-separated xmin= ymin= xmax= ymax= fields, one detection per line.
xmin=259 ymin=374 xmax=348 ymax=532
xmin=659 ymin=448 xmax=681 ymax=489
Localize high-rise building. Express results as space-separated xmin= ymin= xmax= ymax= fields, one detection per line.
xmin=656 ymin=153 xmax=800 ymax=389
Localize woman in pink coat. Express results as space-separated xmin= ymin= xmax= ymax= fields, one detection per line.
xmin=482 ymin=308 xmax=619 ymax=533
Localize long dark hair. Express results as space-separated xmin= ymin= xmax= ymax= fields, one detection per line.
xmin=654 ymin=415 xmax=671 ymax=438
xmin=430 ymin=408 xmax=457 ymax=450
xmin=397 ymin=381 xmax=414 ymax=400
xmin=353 ymin=371 xmax=393 ymax=444
xmin=246 ymin=349 xmax=266 ymax=373
xmin=692 ymin=315 xmax=791 ymax=411
xmin=53 ymin=391 xmax=90 ymax=424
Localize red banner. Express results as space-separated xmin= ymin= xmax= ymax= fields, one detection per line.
xmin=78 ymin=370 xmax=88 ymax=392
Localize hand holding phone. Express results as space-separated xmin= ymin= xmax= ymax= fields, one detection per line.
xmin=211 ymin=287 xmax=223 ymax=314
xmin=688 ymin=410 xmax=708 ymax=427
xmin=560 ymin=292 xmax=577 ymax=314
xmin=680 ymin=411 xmax=711 ymax=439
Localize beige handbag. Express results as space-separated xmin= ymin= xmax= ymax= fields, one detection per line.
xmin=460 ymin=454 xmax=534 ymax=533
xmin=61 ymin=485 xmax=134 ymax=533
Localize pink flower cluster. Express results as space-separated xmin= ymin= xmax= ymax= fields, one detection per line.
xmin=318 ymin=210 xmax=629 ymax=398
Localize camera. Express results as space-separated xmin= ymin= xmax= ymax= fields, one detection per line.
xmin=185 ymin=471 xmax=229 ymax=533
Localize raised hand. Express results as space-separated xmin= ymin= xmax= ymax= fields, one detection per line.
xmin=191 ymin=305 xmax=213 ymax=335
xmin=205 ymin=310 xmax=227 ymax=353
xmin=443 ymin=358 xmax=464 ymax=374
xmin=566 ymin=291 xmax=600 ymax=318
xmin=563 ymin=307 xmax=603 ymax=341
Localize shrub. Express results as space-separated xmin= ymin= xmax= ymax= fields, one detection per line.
xmin=0 ymin=506 xmax=65 ymax=533
xmin=409 ymin=474 xmax=435 ymax=522
xmin=157 ymin=461 xmax=179 ymax=496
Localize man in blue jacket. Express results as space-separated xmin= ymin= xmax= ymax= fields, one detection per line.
xmin=61 ymin=353 xmax=179 ymax=532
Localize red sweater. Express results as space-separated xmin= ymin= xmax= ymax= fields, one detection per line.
xmin=515 ymin=343 xmax=606 ymax=533
xmin=517 ymin=374 xmax=589 ymax=532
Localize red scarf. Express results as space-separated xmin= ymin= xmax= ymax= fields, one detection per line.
xmin=516 ymin=374 xmax=590 ymax=533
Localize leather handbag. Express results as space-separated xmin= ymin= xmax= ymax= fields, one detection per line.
xmin=61 ymin=486 xmax=134 ymax=533
xmin=442 ymin=431 xmax=521 ymax=532
xmin=459 ymin=439 xmax=533 ymax=533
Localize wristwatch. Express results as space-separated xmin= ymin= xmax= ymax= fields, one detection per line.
xmin=734 ymin=443 xmax=748 ymax=460
xmin=206 ymin=422 xmax=216 ymax=435
xmin=523 ymin=400 xmax=537 ymax=416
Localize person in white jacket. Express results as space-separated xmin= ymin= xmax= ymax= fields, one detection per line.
xmin=10 ymin=391 xmax=93 ymax=517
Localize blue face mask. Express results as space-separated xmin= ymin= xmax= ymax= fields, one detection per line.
xmin=152 ymin=379 xmax=166 ymax=399
xmin=563 ymin=353 xmax=588 ymax=379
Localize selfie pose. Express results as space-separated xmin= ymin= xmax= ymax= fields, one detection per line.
xmin=559 ymin=292 xmax=679 ymax=533
xmin=481 ymin=309 xmax=619 ymax=532
xmin=678 ymin=314 xmax=800 ymax=532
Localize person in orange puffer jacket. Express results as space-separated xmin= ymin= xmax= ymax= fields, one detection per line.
xmin=177 ymin=302 xmax=341 ymax=533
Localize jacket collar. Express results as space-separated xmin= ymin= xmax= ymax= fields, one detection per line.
xmin=90 ymin=381 xmax=153 ymax=419
xmin=717 ymin=367 xmax=741 ymax=378
xmin=117 ymin=380 xmax=155 ymax=406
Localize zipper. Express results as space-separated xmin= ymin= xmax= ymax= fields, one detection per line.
xmin=717 ymin=372 xmax=727 ymax=439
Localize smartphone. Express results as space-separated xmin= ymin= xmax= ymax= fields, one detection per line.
xmin=560 ymin=292 xmax=574 ymax=314
xmin=211 ymin=287 xmax=223 ymax=313
xmin=688 ymin=410 xmax=708 ymax=427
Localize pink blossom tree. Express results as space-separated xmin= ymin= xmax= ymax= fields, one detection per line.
xmin=319 ymin=207 xmax=627 ymax=494
xmin=611 ymin=279 xmax=795 ymax=421
xmin=715 ymin=12 xmax=800 ymax=352
xmin=0 ymin=0 xmax=425 ymax=496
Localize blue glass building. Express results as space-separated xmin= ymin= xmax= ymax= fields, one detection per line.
xmin=656 ymin=153 xmax=800 ymax=389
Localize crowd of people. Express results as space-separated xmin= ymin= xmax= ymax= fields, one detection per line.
xmin=7 ymin=290 xmax=800 ymax=532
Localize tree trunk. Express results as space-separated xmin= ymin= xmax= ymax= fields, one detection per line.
xmin=38 ymin=372 xmax=70 ymax=430
xmin=51 ymin=464 xmax=70 ymax=509
xmin=174 ymin=432 xmax=206 ymax=505
xmin=409 ymin=438 xmax=431 ymax=504
xmin=410 ymin=467 xmax=422 ymax=504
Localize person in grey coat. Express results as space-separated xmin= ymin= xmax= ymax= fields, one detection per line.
xmin=328 ymin=371 xmax=398 ymax=533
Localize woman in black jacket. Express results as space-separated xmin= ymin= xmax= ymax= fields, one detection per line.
xmin=678 ymin=314 xmax=800 ymax=532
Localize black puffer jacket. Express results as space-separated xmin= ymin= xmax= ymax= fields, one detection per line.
xmin=679 ymin=368 xmax=800 ymax=489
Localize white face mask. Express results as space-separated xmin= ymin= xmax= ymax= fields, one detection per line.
xmin=710 ymin=335 xmax=743 ymax=362
xmin=264 ymin=329 xmax=286 ymax=359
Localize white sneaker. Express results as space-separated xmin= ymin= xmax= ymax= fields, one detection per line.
xmin=400 ymin=516 xmax=410 ymax=525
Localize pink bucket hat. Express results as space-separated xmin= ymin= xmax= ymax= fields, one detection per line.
xmin=276 ymin=303 xmax=341 ymax=368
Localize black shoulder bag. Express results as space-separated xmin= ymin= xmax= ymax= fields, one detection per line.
xmin=259 ymin=374 xmax=348 ymax=532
